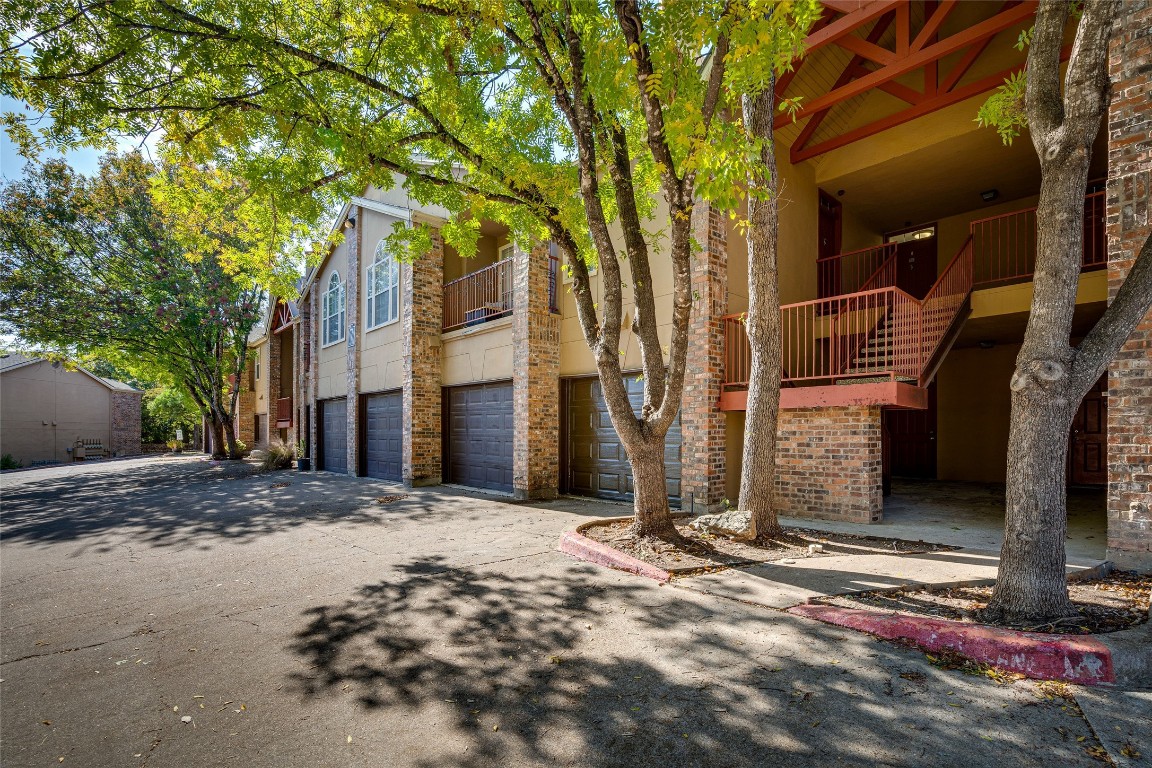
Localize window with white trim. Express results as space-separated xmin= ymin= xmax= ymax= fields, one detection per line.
xmin=366 ymin=239 xmax=400 ymax=329
xmin=322 ymin=271 xmax=345 ymax=346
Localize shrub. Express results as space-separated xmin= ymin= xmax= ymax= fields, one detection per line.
xmin=1 ymin=453 xmax=22 ymax=470
xmin=230 ymin=439 xmax=248 ymax=459
xmin=166 ymin=439 xmax=184 ymax=453
xmin=261 ymin=439 xmax=295 ymax=470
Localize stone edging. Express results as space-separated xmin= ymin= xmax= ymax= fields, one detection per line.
xmin=788 ymin=604 xmax=1116 ymax=685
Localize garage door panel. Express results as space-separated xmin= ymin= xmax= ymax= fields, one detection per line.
xmin=565 ymin=376 xmax=681 ymax=505
xmin=320 ymin=398 xmax=348 ymax=475
xmin=445 ymin=381 xmax=514 ymax=494
xmin=364 ymin=391 xmax=402 ymax=482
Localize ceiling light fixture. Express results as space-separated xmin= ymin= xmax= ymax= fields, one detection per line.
xmin=981 ymin=189 xmax=999 ymax=202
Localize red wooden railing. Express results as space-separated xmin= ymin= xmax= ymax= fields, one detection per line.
xmin=969 ymin=190 xmax=1106 ymax=287
xmin=722 ymin=237 xmax=974 ymax=392
xmin=276 ymin=396 xmax=293 ymax=428
xmin=443 ymin=257 xmax=514 ymax=331
xmin=817 ymin=243 xmax=898 ymax=297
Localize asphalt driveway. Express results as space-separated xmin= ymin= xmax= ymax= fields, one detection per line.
xmin=0 ymin=457 xmax=1144 ymax=767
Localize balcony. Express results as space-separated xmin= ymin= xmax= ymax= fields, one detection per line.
xmin=275 ymin=396 xmax=292 ymax=429
xmin=720 ymin=191 xmax=1106 ymax=410
xmin=442 ymin=251 xmax=561 ymax=332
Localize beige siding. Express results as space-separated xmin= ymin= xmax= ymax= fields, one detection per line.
xmin=0 ymin=362 xmax=114 ymax=464
xmin=360 ymin=206 xmax=409 ymax=393
xmin=441 ymin=318 xmax=514 ymax=386
xmin=316 ymin=236 xmax=351 ymax=401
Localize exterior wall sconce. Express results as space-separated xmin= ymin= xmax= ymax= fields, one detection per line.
xmin=344 ymin=216 xmax=356 ymax=229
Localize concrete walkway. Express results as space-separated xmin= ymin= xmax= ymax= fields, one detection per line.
xmin=1 ymin=457 xmax=1144 ymax=768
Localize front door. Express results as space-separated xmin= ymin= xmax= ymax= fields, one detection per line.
xmin=1069 ymin=377 xmax=1107 ymax=485
xmin=888 ymin=225 xmax=938 ymax=299
xmin=817 ymin=190 xmax=843 ymax=298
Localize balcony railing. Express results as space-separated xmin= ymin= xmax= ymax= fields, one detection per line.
xmin=969 ymin=190 xmax=1106 ymax=287
xmin=816 ymin=243 xmax=898 ymax=297
xmin=722 ymin=238 xmax=974 ymax=393
xmin=443 ymin=257 xmax=514 ymax=332
xmin=443 ymin=250 xmax=563 ymax=332
xmin=275 ymin=396 xmax=293 ymax=428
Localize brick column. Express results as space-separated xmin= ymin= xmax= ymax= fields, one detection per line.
xmin=296 ymin=299 xmax=311 ymax=460
xmin=109 ymin=391 xmax=142 ymax=456
xmin=680 ymin=202 xmax=728 ymax=513
xmin=267 ymin=328 xmax=281 ymax=442
xmin=1106 ymin=1 xmax=1152 ymax=571
xmin=236 ymin=387 xmax=255 ymax=446
xmin=345 ymin=207 xmax=363 ymax=476
xmin=775 ymin=406 xmax=884 ymax=524
xmin=403 ymin=223 xmax=444 ymax=486
xmin=513 ymin=242 xmax=560 ymax=500
xmin=308 ymin=278 xmax=320 ymax=471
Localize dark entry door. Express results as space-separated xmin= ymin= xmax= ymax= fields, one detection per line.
xmin=444 ymin=382 xmax=514 ymax=493
xmin=565 ymin=375 xmax=682 ymax=504
xmin=1069 ymin=377 xmax=1107 ymax=485
xmin=319 ymin=398 xmax=347 ymax=474
xmin=363 ymin=391 xmax=403 ymax=482
xmin=890 ymin=228 xmax=938 ymax=299
xmin=817 ymin=190 xmax=843 ymax=298
xmin=883 ymin=382 xmax=937 ymax=480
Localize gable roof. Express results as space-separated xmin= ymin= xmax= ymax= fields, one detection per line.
xmin=0 ymin=353 xmax=142 ymax=393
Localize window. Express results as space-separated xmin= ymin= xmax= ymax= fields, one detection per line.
xmin=322 ymin=271 xmax=345 ymax=346
xmin=366 ymin=240 xmax=400 ymax=329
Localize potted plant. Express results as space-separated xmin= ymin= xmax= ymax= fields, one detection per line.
xmin=295 ymin=439 xmax=310 ymax=471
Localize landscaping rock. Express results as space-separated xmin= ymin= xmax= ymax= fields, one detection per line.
xmin=688 ymin=510 xmax=751 ymax=537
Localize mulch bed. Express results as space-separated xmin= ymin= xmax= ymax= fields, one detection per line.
xmin=814 ymin=571 xmax=1151 ymax=635
xmin=580 ymin=518 xmax=956 ymax=574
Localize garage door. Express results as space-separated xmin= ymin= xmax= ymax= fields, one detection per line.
xmin=363 ymin=391 xmax=403 ymax=482
xmin=445 ymin=382 xmax=514 ymax=493
xmin=320 ymin=398 xmax=347 ymax=474
xmin=565 ymin=376 xmax=681 ymax=504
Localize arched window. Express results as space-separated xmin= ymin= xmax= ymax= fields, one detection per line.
xmin=366 ymin=239 xmax=400 ymax=329
xmin=322 ymin=271 xmax=345 ymax=346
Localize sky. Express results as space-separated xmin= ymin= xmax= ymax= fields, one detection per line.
xmin=0 ymin=94 xmax=155 ymax=181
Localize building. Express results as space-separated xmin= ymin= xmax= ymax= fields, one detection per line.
xmin=0 ymin=353 xmax=142 ymax=465
xmin=233 ymin=299 xmax=299 ymax=450
xmin=293 ymin=1 xmax=1150 ymax=570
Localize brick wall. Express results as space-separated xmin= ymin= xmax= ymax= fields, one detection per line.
xmin=235 ymin=388 xmax=256 ymax=447
xmin=681 ymin=202 xmax=728 ymax=513
xmin=307 ymin=278 xmax=320 ymax=468
xmin=1106 ymin=0 xmax=1152 ymax=570
xmin=774 ymin=406 xmax=884 ymax=524
xmin=512 ymin=242 xmax=560 ymax=499
xmin=403 ymin=222 xmax=444 ymax=486
xmin=267 ymin=322 xmax=281 ymax=444
xmin=109 ymin=390 xmax=142 ymax=457
xmin=345 ymin=208 xmax=363 ymax=475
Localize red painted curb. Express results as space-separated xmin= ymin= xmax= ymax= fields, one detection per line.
xmin=789 ymin=604 xmax=1115 ymax=685
xmin=558 ymin=530 xmax=672 ymax=582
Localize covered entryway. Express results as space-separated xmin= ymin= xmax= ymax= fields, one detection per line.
xmin=318 ymin=398 xmax=347 ymax=474
xmin=362 ymin=390 xmax=402 ymax=482
xmin=563 ymin=375 xmax=682 ymax=505
xmin=443 ymin=381 xmax=514 ymax=493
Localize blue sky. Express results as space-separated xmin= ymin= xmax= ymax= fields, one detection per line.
xmin=1 ymin=95 xmax=146 ymax=181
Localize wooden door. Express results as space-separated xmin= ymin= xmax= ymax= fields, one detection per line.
xmin=889 ymin=227 xmax=938 ymax=299
xmin=883 ymin=382 xmax=937 ymax=479
xmin=817 ymin=191 xmax=842 ymax=298
xmin=1069 ymin=377 xmax=1107 ymax=485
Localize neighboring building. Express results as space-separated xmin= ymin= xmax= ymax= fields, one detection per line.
xmin=294 ymin=2 xmax=1151 ymax=569
xmin=0 ymin=353 xmax=143 ymax=465
xmin=233 ymin=299 xmax=299 ymax=449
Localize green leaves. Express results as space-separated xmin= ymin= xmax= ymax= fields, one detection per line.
xmin=976 ymin=69 xmax=1028 ymax=146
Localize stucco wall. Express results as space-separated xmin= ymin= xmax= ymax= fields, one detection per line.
xmin=441 ymin=318 xmax=514 ymax=386
xmin=0 ymin=361 xmax=140 ymax=464
xmin=936 ymin=343 xmax=1019 ymax=483
xmin=316 ymin=236 xmax=351 ymax=401
xmin=359 ymin=206 xmax=409 ymax=394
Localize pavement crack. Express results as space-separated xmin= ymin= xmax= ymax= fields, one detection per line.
xmin=2 ymin=631 xmax=146 ymax=666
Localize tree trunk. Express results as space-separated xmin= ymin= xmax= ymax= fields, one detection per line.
xmin=209 ymin=418 xmax=226 ymax=460
xmin=628 ymin=439 xmax=678 ymax=539
xmin=222 ymin=416 xmax=240 ymax=460
xmin=739 ymin=84 xmax=785 ymax=541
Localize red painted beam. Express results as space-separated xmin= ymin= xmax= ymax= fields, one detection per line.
xmin=719 ymin=381 xmax=929 ymax=411
xmin=803 ymin=0 xmax=903 ymax=55
xmin=911 ymin=0 xmax=957 ymax=52
xmin=791 ymin=44 xmax=1070 ymax=162
xmin=776 ymin=0 xmax=1037 ymax=129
